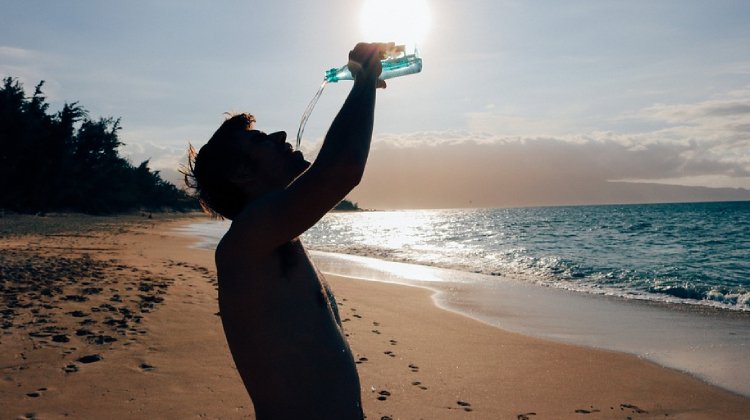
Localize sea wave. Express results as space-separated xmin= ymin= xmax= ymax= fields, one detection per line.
xmin=180 ymin=202 xmax=750 ymax=312
xmin=305 ymin=242 xmax=750 ymax=311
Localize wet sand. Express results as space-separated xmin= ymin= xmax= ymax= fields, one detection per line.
xmin=1 ymin=214 xmax=749 ymax=419
xmin=310 ymin=251 xmax=750 ymax=398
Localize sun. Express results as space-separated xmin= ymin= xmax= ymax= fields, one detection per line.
xmin=359 ymin=0 xmax=431 ymax=48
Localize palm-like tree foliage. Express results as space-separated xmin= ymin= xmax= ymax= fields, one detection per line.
xmin=0 ymin=77 xmax=197 ymax=214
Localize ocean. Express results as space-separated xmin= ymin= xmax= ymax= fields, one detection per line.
xmin=177 ymin=201 xmax=750 ymax=396
xmin=305 ymin=201 xmax=750 ymax=311
xmin=186 ymin=201 xmax=750 ymax=311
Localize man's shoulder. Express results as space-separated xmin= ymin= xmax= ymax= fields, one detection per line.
xmin=216 ymin=211 xmax=263 ymax=254
xmin=216 ymin=225 xmax=265 ymax=270
xmin=215 ymin=224 xmax=290 ymax=273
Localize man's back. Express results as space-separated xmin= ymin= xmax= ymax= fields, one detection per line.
xmin=216 ymin=235 xmax=363 ymax=419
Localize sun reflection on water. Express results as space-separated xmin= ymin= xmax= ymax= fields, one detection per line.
xmin=357 ymin=254 xmax=444 ymax=282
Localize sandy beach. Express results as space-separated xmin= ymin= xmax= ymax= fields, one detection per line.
xmin=2 ymin=214 xmax=749 ymax=419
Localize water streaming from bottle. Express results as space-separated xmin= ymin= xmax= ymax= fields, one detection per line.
xmin=296 ymin=47 xmax=422 ymax=150
xmin=296 ymin=80 xmax=328 ymax=150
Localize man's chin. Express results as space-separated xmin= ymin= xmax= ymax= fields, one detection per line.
xmin=292 ymin=159 xmax=312 ymax=178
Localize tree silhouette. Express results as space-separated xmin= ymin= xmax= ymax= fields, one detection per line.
xmin=334 ymin=199 xmax=360 ymax=211
xmin=0 ymin=76 xmax=197 ymax=214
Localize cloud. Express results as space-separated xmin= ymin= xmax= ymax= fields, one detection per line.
xmin=628 ymin=90 xmax=750 ymax=180
xmin=465 ymin=111 xmax=584 ymax=137
xmin=368 ymin=128 xmax=749 ymax=181
xmin=0 ymin=45 xmax=66 ymax=101
xmin=641 ymin=96 xmax=750 ymax=123
xmin=0 ymin=43 xmax=177 ymax=117
xmin=0 ymin=46 xmax=35 ymax=59
xmin=340 ymin=89 xmax=750 ymax=207
xmin=118 ymin=141 xmax=187 ymax=187
xmin=118 ymin=122 xmax=222 ymax=188
xmin=351 ymin=135 xmax=750 ymax=209
xmin=112 ymin=88 xmax=750 ymax=207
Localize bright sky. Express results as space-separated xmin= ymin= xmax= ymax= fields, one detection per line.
xmin=2 ymin=0 xmax=750 ymax=208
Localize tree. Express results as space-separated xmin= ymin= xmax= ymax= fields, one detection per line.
xmin=334 ymin=199 xmax=360 ymax=211
xmin=0 ymin=76 xmax=197 ymax=214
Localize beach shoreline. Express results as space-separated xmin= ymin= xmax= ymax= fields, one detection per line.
xmin=309 ymin=251 xmax=750 ymax=399
xmin=2 ymin=214 xmax=749 ymax=419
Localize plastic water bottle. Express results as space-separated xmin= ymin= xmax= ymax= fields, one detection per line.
xmin=324 ymin=48 xmax=423 ymax=83
xmin=297 ymin=47 xmax=423 ymax=149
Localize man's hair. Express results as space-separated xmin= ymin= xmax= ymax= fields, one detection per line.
xmin=183 ymin=113 xmax=257 ymax=220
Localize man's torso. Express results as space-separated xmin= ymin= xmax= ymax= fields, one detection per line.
xmin=216 ymin=237 xmax=362 ymax=418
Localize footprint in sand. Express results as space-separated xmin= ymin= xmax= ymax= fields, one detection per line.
xmin=377 ymin=390 xmax=391 ymax=401
xmin=77 ymin=354 xmax=102 ymax=364
xmin=456 ymin=400 xmax=473 ymax=412
xmin=352 ymin=314 xmax=362 ymax=319
xmin=383 ymin=351 xmax=396 ymax=358
xmin=87 ymin=334 xmax=117 ymax=345
xmin=575 ymin=406 xmax=601 ymax=414
xmin=411 ymin=381 xmax=428 ymax=390
xmin=25 ymin=387 xmax=47 ymax=398
xmin=517 ymin=413 xmax=537 ymax=420
xmin=82 ymin=287 xmax=103 ymax=295
xmin=408 ymin=363 xmax=419 ymax=372
xmin=389 ymin=339 xmax=397 ymax=345
xmin=371 ymin=329 xmax=381 ymax=334
xmin=356 ymin=357 xmax=369 ymax=364
xmin=620 ymin=403 xmax=648 ymax=414
xmin=139 ymin=363 xmax=155 ymax=371
xmin=76 ymin=328 xmax=92 ymax=336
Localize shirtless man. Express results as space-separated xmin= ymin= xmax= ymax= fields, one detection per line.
xmin=185 ymin=43 xmax=387 ymax=419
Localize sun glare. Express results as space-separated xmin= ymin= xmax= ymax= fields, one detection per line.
xmin=360 ymin=0 xmax=431 ymax=48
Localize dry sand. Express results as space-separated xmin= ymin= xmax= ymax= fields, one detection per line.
xmin=1 ymin=214 xmax=749 ymax=419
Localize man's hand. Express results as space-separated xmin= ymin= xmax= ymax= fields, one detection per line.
xmin=347 ymin=42 xmax=391 ymax=89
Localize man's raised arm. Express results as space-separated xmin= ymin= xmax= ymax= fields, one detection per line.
xmin=227 ymin=43 xmax=387 ymax=252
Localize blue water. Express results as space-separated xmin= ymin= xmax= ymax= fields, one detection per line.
xmin=304 ymin=201 xmax=750 ymax=311
xmin=184 ymin=201 xmax=750 ymax=311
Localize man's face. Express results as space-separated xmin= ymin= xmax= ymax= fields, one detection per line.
xmin=236 ymin=129 xmax=311 ymax=189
